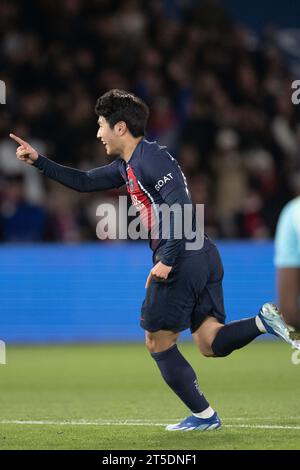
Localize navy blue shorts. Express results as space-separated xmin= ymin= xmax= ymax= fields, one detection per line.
xmin=140 ymin=244 xmax=226 ymax=333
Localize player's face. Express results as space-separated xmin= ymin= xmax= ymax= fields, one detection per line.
xmin=97 ymin=116 xmax=121 ymax=156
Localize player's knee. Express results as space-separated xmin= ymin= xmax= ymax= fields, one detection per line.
xmin=194 ymin=333 xmax=219 ymax=357
xmin=193 ymin=319 xmax=224 ymax=358
xmin=145 ymin=338 xmax=169 ymax=354
xmin=197 ymin=342 xmax=216 ymax=358
xmin=145 ymin=335 xmax=155 ymax=353
xmin=145 ymin=334 xmax=175 ymax=354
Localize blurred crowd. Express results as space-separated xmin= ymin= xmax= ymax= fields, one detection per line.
xmin=1 ymin=0 xmax=300 ymax=242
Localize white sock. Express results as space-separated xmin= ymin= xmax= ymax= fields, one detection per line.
xmin=192 ymin=406 xmax=215 ymax=419
xmin=255 ymin=315 xmax=266 ymax=333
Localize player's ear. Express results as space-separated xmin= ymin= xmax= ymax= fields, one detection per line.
xmin=116 ymin=121 xmax=127 ymax=136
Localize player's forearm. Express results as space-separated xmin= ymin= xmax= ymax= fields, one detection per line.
xmin=160 ymin=237 xmax=185 ymax=266
xmin=33 ymin=155 xmax=101 ymax=192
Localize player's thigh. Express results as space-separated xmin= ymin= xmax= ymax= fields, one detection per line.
xmin=145 ymin=329 xmax=180 ymax=353
xmin=192 ymin=316 xmax=224 ymax=357
xmin=141 ymin=262 xmax=196 ymax=333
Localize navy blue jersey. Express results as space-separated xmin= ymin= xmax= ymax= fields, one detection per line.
xmin=34 ymin=139 xmax=211 ymax=265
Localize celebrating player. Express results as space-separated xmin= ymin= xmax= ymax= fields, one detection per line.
xmin=10 ymin=89 xmax=300 ymax=431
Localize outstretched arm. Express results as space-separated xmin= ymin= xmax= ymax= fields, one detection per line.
xmin=9 ymin=133 xmax=124 ymax=192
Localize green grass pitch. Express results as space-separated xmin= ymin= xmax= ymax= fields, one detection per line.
xmin=0 ymin=341 xmax=299 ymax=450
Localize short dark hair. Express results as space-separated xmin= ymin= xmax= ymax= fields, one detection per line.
xmin=95 ymin=89 xmax=149 ymax=137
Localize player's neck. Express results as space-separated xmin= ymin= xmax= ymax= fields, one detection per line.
xmin=121 ymin=136 xmax=143 ymax=163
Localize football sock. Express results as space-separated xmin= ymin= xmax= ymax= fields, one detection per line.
xmin=255 ymin=314 xmax=267 ymax=333
xmin=211 ymin=317 xmax=262 ymax=357
xmin=151 ymin=344 xmax=210 ymax=413
xmin=192 ymin=406 xmax=215 ymax=419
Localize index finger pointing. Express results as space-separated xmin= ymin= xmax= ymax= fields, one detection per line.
xmin=9 ymin=133 xmax=28 ymax=146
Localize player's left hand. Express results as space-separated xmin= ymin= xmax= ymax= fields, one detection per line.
xmin=145 ymin=261 xmax=173 ymax=288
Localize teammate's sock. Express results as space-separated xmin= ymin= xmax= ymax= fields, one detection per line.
xmin=211 ymin=317 xmax=262 ymax=357
xmin=151 ymin=344 xmax=209 ymax=413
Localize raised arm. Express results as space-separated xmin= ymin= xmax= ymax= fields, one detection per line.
xmin=9 ymin=133 xmax=124 ymax=192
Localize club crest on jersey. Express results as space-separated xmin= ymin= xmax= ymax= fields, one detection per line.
xmin=155 ymin=173 xmax=173 ymax=191
xmin=128 ymin=178 xmax=135 ymax=192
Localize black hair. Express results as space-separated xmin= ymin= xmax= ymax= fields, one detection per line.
xmin=95 ymin=89 xmax=149 ymax=137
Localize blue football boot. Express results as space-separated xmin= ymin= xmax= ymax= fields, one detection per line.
xmin=166 ymin=411 xmax=221 ymax=431
xmin=258 ymin=303 xmax=300 ymax=350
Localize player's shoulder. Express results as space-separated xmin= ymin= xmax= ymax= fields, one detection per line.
xmin=111 ymin=155 xmax=125 ymax=172
xmin=281 ymin=196 xmax=300 ymax=212
xmin=275 ymin=197 xmax=300 ymax=248
xmin=139 ymin=139 xmax=175 ymax=167
xmin=275 ymin=197 xmax=300 ymax=266
xmin=140 ymin=138 xmax=168 ymax=155
xmin=279 ymin=197 xmax=300 ymax=224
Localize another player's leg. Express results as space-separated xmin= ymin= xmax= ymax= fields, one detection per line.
xmin=146 ymin=330 xmax=221 ymax=431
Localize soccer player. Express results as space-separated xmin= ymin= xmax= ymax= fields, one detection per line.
xmin=275 ymin=196 xmax=300 ymax=329
xmin=9 ymin=89 xmax=300 ymax=431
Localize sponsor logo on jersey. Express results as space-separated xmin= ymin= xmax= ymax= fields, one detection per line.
xmin=155 ymin=173 xmax=173 ymax=191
